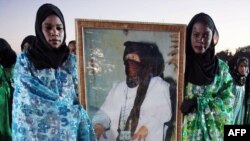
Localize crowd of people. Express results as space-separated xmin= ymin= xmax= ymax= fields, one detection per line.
xmin=0 ymin=3 xmax=250 ymax=141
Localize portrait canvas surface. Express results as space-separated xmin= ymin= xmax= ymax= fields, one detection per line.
xmin=76 ymin=19 xmax=186 ymax=141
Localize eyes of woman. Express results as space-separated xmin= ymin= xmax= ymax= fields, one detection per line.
xmin=44 ymin=24 xmax=63 ymax=31
xmin=192 ymin=32 xmax=211 ymax=40
xmin=43 ymin=25 xmax=63 ymax=31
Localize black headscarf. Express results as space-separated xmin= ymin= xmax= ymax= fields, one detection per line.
xmin=0 ymin=38 xmax=17 ymax=68
xmin=27 ymin=3 xmax=69 ymax=69
xmin=185 ymin=12 xmax=219 ymax=85
xmin=121 ymin=41 xmax=164 ymax=136
xmin=21 ymin=35 xmax=36 ymax=51
xmin=229 ymin=57 xmax=249 ymax=86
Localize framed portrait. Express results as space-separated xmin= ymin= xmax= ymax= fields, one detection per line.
xmin=76 ymin=19 xmax=186 ymax=141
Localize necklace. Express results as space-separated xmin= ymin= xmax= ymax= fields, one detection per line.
xmin=118 ymin=86 xmax=132 ymax=141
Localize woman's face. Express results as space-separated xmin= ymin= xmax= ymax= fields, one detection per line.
xmin=22 ymin=42 xmax=31 ymax=51
xmin=191 ymin=22 xmax=213 ymax=54
xmin=237 ymin=62 xmax=249 ymax=76
xmin=68 ymin=42 xmax=76 ymax=54
xmin=42 ymin=15 xmax=64 ymax=48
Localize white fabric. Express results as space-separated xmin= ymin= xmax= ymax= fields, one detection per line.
xmin=93 ymin=76 xmax=172 ymax=141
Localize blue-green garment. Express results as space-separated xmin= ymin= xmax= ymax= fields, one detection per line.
xmin=12 ymin=52 xmax=96 ymax=141
xmin=182 ymin=59 xmax=234 ymax=141
xmin=232 ymin=84 xmax=245 ymax=125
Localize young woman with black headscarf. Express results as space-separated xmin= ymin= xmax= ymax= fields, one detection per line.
xmin=12 ymin=3 xmax=96 ymax=140
xmin=0 ymin=38 xmax=16 ymax=141
xmin=181 ymin=13 xmax=234 ymax=141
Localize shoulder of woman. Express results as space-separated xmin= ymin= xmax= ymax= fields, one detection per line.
xmin=217 ymin=58 xmax=232 ymax=81
xmin=68 ymin=53 xmax=77 ymax=62
xmin=218 ymin=58 xmax=230 ymax=71
xmin=62 ymin=54 xmax=76 ymax=69
xmin=15 ymin=52 xmax=30 ymax=67
xmin=16 ymin=51 xmax=28 ymax=60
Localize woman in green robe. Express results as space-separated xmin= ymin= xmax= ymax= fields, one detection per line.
xmin=0 ymin=38 xmax=16 ymax=141
xmin=181 ymin=13 xmax=234 ymax=141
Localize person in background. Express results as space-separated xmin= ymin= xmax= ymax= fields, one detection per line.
xmin=12 ymin=3 xmax=96 ymax=140
xmin=0 ymin=38 xmax=17 ymax=141
xmin=92 ymin=41 xmax=172 ymax=141
xmin=181 ymin=12 xmax=234 ymax=141
xmin=229 ymin=57 xmax=249 ymax=124
xmin=20 ymin=35 xmax=36 ymax=52
xmin=68 ymin=40 xmax=76 ymax=54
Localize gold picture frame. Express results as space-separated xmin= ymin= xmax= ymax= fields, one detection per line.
xmin=75 ymin=19 xmax=186 ymax=141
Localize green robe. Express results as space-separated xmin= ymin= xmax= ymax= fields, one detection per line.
xmin=0 ymin=65 xmax=12 ymax=140
xmin=182 ymin=59 xmax=234 ymax=141
xmin=232 ymin=84 xmax=245 ymax=124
